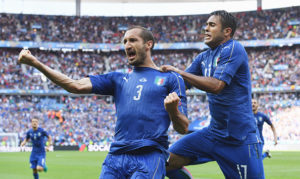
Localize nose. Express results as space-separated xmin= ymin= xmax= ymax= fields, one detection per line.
xmin=204 ymin=25 xmax=209 ymax=32
xmin=125 ymin=42 xmax=132 ymax=50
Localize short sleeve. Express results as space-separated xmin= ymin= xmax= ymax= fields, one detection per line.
xmin=167 ymin=72 xmax=188 ymax=117
xmin=89 ymin=72 xmax=116 ymax=95
xmin=213 ymin=42 xmax=245 ymax=85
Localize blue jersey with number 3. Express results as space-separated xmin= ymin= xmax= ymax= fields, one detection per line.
xmin=89 ymin=67 xmax=187 ymax=155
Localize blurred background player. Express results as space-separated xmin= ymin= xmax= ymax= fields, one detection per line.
xmin=252 ymin=98 xmax=278 ymax=159
xmin=20 ymin=117 xmax=52 ymax=179
xmin=161 ymin=10 xmax=264 ymax=178
xmin=18 ymin=26 xmax=189 ymax=178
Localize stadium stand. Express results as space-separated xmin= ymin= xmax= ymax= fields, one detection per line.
xmin=0 ymin=6 xmax=299 ymax=148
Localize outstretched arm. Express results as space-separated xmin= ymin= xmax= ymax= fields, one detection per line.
xmin=164 ymin=92 xmax=189 ymax=134
xmin=270 ymin=124 xmax=278 ymax=145
xmin=161 ymin=65 xmax=225 ymax=94
xmin=18 ymin=49 xmax=92 ymax=94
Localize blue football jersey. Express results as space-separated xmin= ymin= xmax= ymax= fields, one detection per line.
xmin=254 ymin=112 xmax=272 ymax=143
xmin=186 ymin=39 xmax=258 ymax=144
xmin=89 ymin=67 xmax=187 ymax=155
xmin=26 ymin=127 xmax=49 ymax=154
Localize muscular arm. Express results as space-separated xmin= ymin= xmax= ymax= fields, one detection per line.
xmin=164 ymin=92 xmax=189 ymax=134
xmin=18 ymin=49 xmax=92 ymax=94
xmin=179 ymin=71 xmax=226 ymax=94
xmin=161 ymin=65 xmax=226 ymax=94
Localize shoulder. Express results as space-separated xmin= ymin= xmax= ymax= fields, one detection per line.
xmin=195 ymin=50 xmax=208 ymax=60
xmin=164 ymin=71 xmax=183 ymax=80
xmin=89 ymin=71 xmax=126 ymax=82
xmin=222 ymin=40 xmax=244 ymax=53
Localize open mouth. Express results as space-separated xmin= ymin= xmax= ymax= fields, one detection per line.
xmin=126 ymin=50 xmax=136 ymax=60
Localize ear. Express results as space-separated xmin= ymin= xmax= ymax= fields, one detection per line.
xmin=224 ymin=27 xmax=232 ymax=37
xmin=145 ymin=40 xmax=153 ymax=50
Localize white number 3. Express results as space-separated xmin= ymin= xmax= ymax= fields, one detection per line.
xmin=133 ymin=85 xmax=143 ymax=101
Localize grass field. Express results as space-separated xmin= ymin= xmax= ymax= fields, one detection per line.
xmin=0 ymin=151 xmax=300 ymax=179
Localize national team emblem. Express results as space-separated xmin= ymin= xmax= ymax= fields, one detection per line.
xmin=213 ymin=56 xmax=220 ymax=67
xmin=154 ymin=76 xmax=166 ymax=86
xmin=139 ymin=78 xmax=147 ymax=82
xmin=259 ymin=117 xmax=262 ymax=122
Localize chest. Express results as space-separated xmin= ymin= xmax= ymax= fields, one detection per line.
xmin=201 ymin=50 xmax=221 ymax=77
xmin=118 ymin=74 xmax=169 ymax=102
xmin=254 ymin=115 xmax=264 ymax=126
xmin=29 ymin=131 xmax=43 ymax=141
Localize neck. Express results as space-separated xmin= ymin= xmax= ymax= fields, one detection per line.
xmin=136 ymin=56 xmax=159 ymax=70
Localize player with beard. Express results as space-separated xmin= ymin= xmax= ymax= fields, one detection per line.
xmin=161 ymin=10 xmax=265 ymax=178
xmin=18 ymin=26 xmax=189 ymax=179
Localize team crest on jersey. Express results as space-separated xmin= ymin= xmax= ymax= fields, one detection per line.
xmin=259 ymin=117 xmax=263 ymax=122
xmin=139 ymin=77 xmax=147 ymax=82
xmin=154 ymin=76 xmax=166 ymax=86
xmin=213 ymin=56 xmax=220 ymax=67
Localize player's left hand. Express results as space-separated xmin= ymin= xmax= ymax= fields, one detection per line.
xmin=164 ymin=92 xmax=180 ymax=112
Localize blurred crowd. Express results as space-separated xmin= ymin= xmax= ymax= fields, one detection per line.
xmin=0 ymin=6 xmax=300 ymax=148
xmin=0 ymin=93 xmax=299 ymax=146
xmin=0 ymin=6 xmax=299 ymax=43
xmin=0 ymin=46 xmax=299 ymax=91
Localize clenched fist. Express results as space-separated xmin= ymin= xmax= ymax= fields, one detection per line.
xmin=164 ymin=92 xmax=180 ymax=112
xmin=18 ymin=49 xmax=38 ymax=66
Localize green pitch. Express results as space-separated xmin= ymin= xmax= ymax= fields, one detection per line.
xmin=0 ymin=151 xmax=299 ymax=179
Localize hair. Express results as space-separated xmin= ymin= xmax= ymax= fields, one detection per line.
xmin=126 ymin=26 xmax=155 ymax=50
xmin=31 ymin=117 xmax=39 ymax=122
xmin=210 ymin=10 xmax=237 ymax=37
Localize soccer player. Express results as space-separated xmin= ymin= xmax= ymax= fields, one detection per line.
xmin=20 ymin=117 xmax=52 ymax=179
xmin=161 ymin=10 xmax=264 ymax=178
xmin=18 ymin=26 xmax=189 ymax=178
xmin=252 ymin=98 xmax=277 ymax=159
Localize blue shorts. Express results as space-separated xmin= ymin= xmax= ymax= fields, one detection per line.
xmin=170 ymin=128 xmax=265 ymax=179
xmin=30 ymin=153 xmax=46 ymax=169
xmin=99 ymin=149 xmax=167 ymax=179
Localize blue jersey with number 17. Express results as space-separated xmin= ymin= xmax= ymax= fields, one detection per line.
xmin=89 ymin=67 xmax=187 ymax=156
xmin=186 ymin=39 xmax=258 ymax=145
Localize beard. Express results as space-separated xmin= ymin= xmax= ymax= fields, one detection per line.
xmin=128 ymin=46 xmax=147 ymax=66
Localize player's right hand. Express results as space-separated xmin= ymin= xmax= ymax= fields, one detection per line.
xmin=164 ymin=92 xmax=180 ymax=112
xmin=159 ymin=65 xmax=180 ymax=73
xmin=18 ymin=49 xmax=37 ymax=66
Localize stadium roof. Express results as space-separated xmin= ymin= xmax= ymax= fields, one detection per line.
xmin=0 ymin=0 xmax=299 ymax=16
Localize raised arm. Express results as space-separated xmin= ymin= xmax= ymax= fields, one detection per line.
xmin=18 ymin=49 xmax=92 ymax=94
xmin=161 ymin=65 xmax=226 ymax=94
xmin=164 ymin=92 xmax=189 ymax=134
